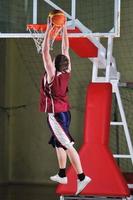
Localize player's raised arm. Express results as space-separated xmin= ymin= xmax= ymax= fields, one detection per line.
xmin=42 ymin=18 xmax=55 ymax=83
xmin=62 ymin=23 xmax=71 ymax=72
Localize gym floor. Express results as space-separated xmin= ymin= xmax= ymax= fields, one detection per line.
xmin=0 ymin=184 xmax=132 ymax=200
xmin=0 ymin=184 xmax=58 ymax=200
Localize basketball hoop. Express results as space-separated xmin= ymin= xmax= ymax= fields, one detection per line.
xmin=27 ymin=23 xmax=81 ymax=53
xmin=27 ymin=24 xmax=62 ymax=53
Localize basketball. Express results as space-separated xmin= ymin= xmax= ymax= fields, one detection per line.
xmin=48 ymin=10 xmax=66 ymax=27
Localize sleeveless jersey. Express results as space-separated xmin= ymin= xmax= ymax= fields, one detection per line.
xmin=39 ymin=72 xmax=71 ymax=113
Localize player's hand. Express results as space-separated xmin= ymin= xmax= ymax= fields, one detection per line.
xmin=46 ymin=17 xmax=53 ymax=32
xmin=62 ymin=20 xmax=67 ymax=31
xmin=47 ymin=16 xmax=52 ymax=26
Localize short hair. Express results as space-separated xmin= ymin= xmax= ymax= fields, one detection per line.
xmin=55 ymin=54 xmax=69 ymax=72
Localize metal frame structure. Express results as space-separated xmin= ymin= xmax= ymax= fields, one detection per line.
xmin=59 ymin=195 xmax=129 ymax=200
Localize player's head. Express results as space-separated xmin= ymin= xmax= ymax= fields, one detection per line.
xmin=55 ymin=54 xmax=69 ymax=72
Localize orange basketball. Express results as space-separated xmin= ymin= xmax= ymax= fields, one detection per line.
xmin=48 ymin=10 xmax=66 ymax=27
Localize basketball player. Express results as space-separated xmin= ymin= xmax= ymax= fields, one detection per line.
xmin=40 ymin=18 xmax=91 ymax=195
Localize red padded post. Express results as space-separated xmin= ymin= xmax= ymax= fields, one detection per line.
xmin=83 ymin=83 xmax=112 ymax=145
xmin=56 ymin=83 xmax=130 ymax=197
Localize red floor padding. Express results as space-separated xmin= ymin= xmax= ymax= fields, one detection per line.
xmin=56 ymin=83 xmax=130 ymax=197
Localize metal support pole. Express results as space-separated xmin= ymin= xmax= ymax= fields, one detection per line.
xmin=92 ymin=38 xmax=100 ymax=82
xmin=92 ymin=58 xmax=99 ymax=82
xmin=114 ymin=0 xmax=121 ymax=37
xmin=114 ymin=84 xmax=133 ymax=165
xmin=71 ymin=0 xmax=76 ymax=27
xmin=33 ymin=0 xmax=38 ymax=24
xmin=60 ymin=196 xmax=64 ymax=200
xmin=106 ymin=37 xmax=113 ymax=82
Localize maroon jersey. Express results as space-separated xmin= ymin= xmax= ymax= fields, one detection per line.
xmin=39 ymin=72 xmax=71 ymax=113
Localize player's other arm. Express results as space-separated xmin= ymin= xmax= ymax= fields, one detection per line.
xmin=42 ymin=20 xmax=55 ymax=83
xmin=62 ymin=24 xmax=71 ymax=73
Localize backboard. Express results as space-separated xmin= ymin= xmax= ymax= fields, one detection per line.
xmin=0 ymin=0 xmax=121 ymax=38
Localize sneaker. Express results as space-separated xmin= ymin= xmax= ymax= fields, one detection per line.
xmin=75 ymin=176 xmax=91 ymax=195
xmin=50 ymin=174 xmax=68 ymax=184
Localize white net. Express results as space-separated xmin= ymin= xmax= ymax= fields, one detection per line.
xmin=27 ymin=24 xmax=63 ymax=53
xmin=27 ymin=27 xmax=44 ymax=54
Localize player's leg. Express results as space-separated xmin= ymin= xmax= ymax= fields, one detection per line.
xmin=66 ymin=146 xmax=91 ymax=194
xmin=56 ymin=147 xmax=67 ymax=169
xmin=47 ymin=111 xmax=73 ymax=184
xmin=66 ymin=145 xmax=83 ymax=174
xmin=50 ymin=147 xmax=68 ymax=184
xmin=47 ymin=112 xmax=91 ymax=193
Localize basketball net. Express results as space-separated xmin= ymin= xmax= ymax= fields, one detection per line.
xmin=27 ymin=24 xmax=63 ymax=53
